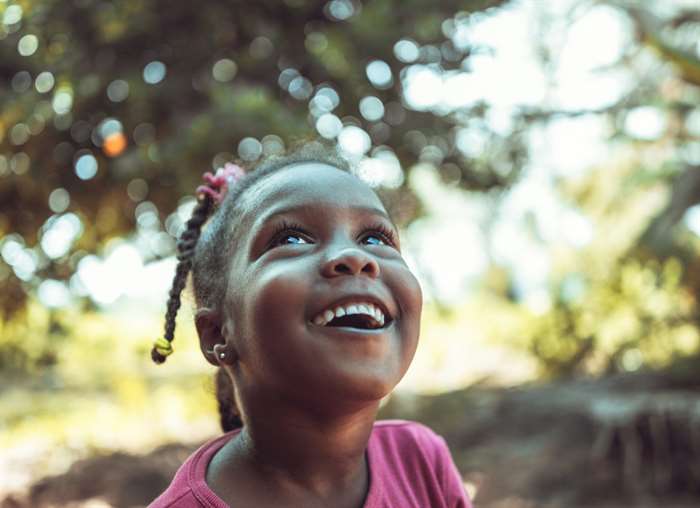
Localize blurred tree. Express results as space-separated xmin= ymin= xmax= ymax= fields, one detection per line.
xmin=513 ymin=1 xmax=700 ymax=379
xmin=0 ymin=0 xmax=515 ymax=324
xmin=2 ymin=0 xmax=700 ymax=383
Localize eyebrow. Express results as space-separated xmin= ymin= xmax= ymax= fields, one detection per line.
xmin=258 ymin=204 xmax=397 ymax=229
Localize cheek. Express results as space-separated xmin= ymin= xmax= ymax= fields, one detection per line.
xmin=244 ymin=262 xmax=311 ymax=339
xmin=398 ymin=267 xmax=423 ymax=326
xmin=396 ymin=268 xmax=423 ymax=360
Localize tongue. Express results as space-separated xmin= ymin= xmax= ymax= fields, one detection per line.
xmin=327 ymin=314 xmax=373 ymax=329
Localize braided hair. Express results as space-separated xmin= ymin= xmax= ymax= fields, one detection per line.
xmin=152 ymin=197 xmax=214 ymax=363
xmin=152 ymin=141 xmax=351 ymax=431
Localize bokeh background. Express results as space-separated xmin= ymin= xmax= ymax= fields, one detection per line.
xmin=2 ymin=0 xmax=700 ymax=506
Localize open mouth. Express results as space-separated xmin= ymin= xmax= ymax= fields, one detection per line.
xmin=326 ymin=313 xmax=383 ymax=330
xmin=312 ymin=301 xmax=390 ymax=330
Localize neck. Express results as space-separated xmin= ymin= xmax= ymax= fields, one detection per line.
xmin=243 ymin=402 xmax=378 ymax=487
xmin=208 ymin=399 xmax=380 ymax=507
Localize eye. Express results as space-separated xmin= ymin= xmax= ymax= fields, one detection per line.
xmin=362 ymin=234 xmax=387 ymax=246
xmin=277 ymin=233 xmax=310 ymax=246
xmin=360 ymin=224 xmax=398 ymax=248
xmin=267 ymin=221 xmax=313 ymax=249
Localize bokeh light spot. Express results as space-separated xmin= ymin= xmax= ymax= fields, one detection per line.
xmin=11 ymin=71 xmax=31 ymax=92
xmin=309 ymin=95 xmax=334 ymax=117
xmin=366 ymin=60 xmax=393 ymax=89
xmin=17 ymin=34 xmax=38 ymax=56
xmin=103 ymin=132 xmax=127 ymax=157
xmin=624 ymin=107 xmax=666 ymax=140
xmin=143 ymin=61 xmax=166 ymax=84
xmin=338 ymin=125 xmax=371 ymax=156
xmin=238 ymin=137 xmax=263 ymax=161
xmin=278 ymin=68 xmax=299 ymax=89
xmin=106 ymin=79 xmax=129 ymax=102
xmin=48 ymin=188 xmax=70 ymax=213
xmin=10 ymin=123 xmax=30 ymax=145
xmin=315 ymin=87 xmax=340 ymax=109
xmin=305 ymin=32 xmax=328 ymax=53
xmin=10 ymin=152 xmax=30 ymax=174
xmin=27 ymin=113 xmax=45 ymax=135
xmin=127 ymin=178 xmax=148 ymax=202
xmin=249 ymin=36 xmax=273 ymax=59
xmin=316 ymin=113 xmax=342 ymax=139
xmin=212 ymin=58 xmax=237 ymax=82
xmin=402 ymin=65 xmax=441 ymax=110
xmin=359 ymin=96 xmax=385 ymax=122
xmin=38 ymin=279 xmax=71 ymax=308
xmin=52 ymin=88 xmax=73 ymax=114
xmin=98 ymin=118 xmax=123 ymax=139
xmin=35 ymin=71 xmax=55 ymax=93
xmin=3 ymin=5 xmax=23 ymax=25
xmin=394 ymin=39 xmax=419 ymax=63
xmin=40 ymin=213 xmax=83 ymax=259
xmin=356 ymin=150 xmax=404 ymax=188
xmin=74 ymin=153 xmax=98 ymax=180
xmin=262 ymin=135 xmax=285 ymax=156
xmin=288 ymin=76 xmax=313 ymax=100
xmin=325 ymin=0 xmax=355 ymax=20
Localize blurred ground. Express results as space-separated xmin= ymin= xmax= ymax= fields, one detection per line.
xmin=3 ymin=370 xmax=699 ymax=508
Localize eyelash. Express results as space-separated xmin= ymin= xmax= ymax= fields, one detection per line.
xmin=268 ymin=221 xmax=311 ymax=247
xmin=363 ymin=222 xmax=398 ymax=247
xmin=267 ymin=221 xmax=398 ymax=248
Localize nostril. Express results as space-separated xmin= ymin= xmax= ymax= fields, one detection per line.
xmin=334 ymin=263 xmax=352 ymax=274
xmin=362 ymin=263 xmax=377 ymax=274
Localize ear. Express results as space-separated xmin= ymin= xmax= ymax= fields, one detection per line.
xmin=195 ymin=307 xmax=227 ymax=366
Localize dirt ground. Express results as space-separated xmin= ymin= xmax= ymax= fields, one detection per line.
xmin=3 ymin=372 xmax=698 ymax=508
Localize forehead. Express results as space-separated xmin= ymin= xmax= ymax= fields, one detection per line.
xmin=238 ymin=162 xmax=387 ymax=222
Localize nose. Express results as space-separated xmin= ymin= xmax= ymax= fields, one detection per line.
xmin=321 ymin=247 xmax=380 ymax=279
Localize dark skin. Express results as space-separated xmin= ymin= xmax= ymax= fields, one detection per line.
xmin=196 ymin=163 xmax=423 ymax=507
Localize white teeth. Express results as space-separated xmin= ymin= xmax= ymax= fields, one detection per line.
xmin=312 ymin=301 xmax=387 ymax=327
xmin=374 ymin=307 xmax=384 ymax=326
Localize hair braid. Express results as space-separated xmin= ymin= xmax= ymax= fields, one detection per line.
xmin=151 ymin=197 xmax=214 ymax=364
xmin=215 ymin=367 xmax=243 ymax=431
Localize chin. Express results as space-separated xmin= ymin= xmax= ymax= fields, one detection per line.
xmin=333 ymin=367 xmax=406 ymax=404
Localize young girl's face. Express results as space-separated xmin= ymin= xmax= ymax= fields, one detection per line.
xmin=220 ymin=162 xmax=422 ymax=413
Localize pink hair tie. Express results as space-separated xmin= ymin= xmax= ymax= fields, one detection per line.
xmin=196 ymin=163 xmax=246 ymax=204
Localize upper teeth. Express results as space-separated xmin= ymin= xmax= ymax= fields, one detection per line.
xmin=313 ymin=301 xmax=386 ymax=327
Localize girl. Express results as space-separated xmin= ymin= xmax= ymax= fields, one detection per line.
xmin=150 ymin=143 xmax=471 ymax=508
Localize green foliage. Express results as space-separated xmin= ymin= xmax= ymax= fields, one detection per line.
xmin=0 ymin=0 xmax=519 ymax=321
xmin=528 ymin=258 xmax=697 ymax=378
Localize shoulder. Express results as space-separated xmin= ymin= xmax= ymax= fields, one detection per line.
xmin=369 ymin=420 xmax=472 ymax=507
xmin=372 ymin=419 xmax=449 ymax=455
xmin=370 ymin=419 xmax=455 ymax=473
xmin=149 ymin=432 xmax=235 ymax=508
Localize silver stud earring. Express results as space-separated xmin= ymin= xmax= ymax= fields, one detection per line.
xmin=219 ymin=351 xmax=226 ymax=360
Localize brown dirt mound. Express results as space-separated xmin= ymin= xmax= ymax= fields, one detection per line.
xmin=4 ymin=372 xmax=700 ymax=507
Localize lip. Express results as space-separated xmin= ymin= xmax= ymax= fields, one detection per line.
xmin=309 ymin=293 xmax=395 ymax=327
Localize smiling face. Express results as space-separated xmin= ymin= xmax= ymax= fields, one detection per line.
xmin=219 ymin=162 xmax=422 ymax=419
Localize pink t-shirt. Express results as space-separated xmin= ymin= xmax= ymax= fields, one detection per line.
xmin=150 ymin=420 xmax=471 ymax=507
